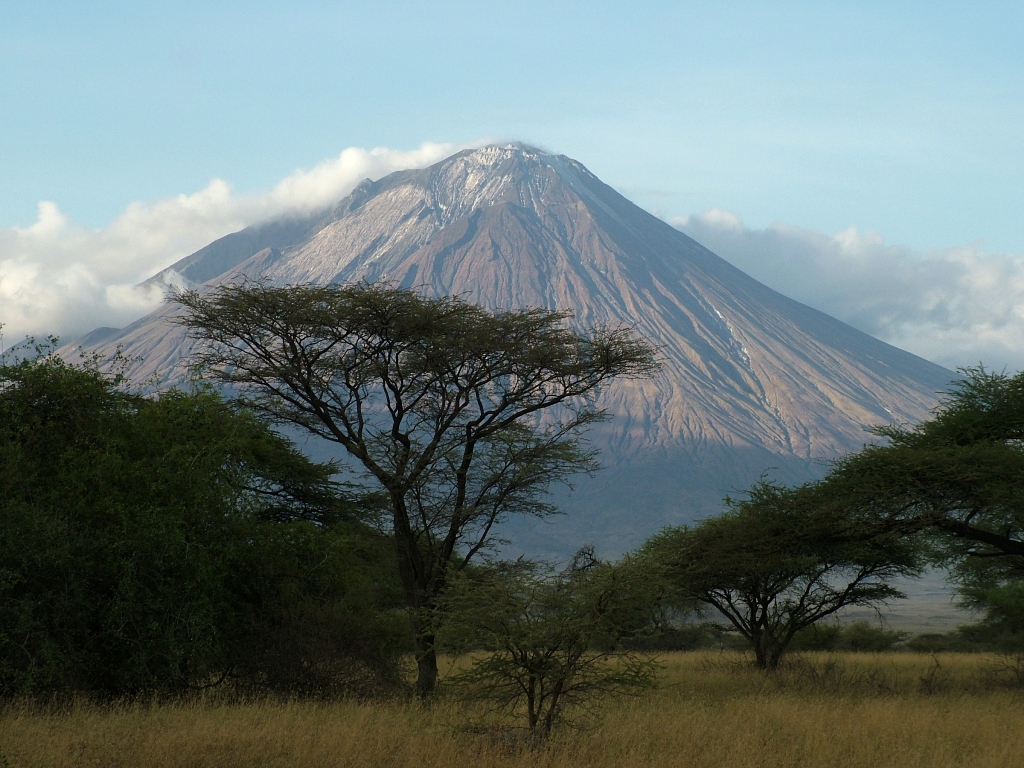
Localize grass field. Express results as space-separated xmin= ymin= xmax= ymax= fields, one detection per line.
xmin=3 ymin=652 xmax=1024 ymax=767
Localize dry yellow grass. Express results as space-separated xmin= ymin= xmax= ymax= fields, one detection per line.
xmin=3 ymin=652 xmax=1024 ymax=767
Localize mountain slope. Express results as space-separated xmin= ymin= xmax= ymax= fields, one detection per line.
xmin=68 ymin=145 xmax=954 ymax=556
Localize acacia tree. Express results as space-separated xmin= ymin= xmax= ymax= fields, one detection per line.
xmin=820 ymin=368 xmax=1024 ymax=636
xmin=644 ymin=482 xmax=920 ymax=670
xmin=174 ymin=282 xmax=658 ymax=695
xmin=826 ymin=368 xmax=1024 ymax=559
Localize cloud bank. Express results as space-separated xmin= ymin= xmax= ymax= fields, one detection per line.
xmin=674 ymin=210 xmax=1024 ymax=372
xmin=0 ymin=141 xmax=470 ymax=346
xmin=4 ymin=142 xmax=1021 ymax=373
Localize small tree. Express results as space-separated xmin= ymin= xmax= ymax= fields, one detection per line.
xmin=440 ymin=550 xmax=657 ymax=738
xmin=174 ymin=282 xmax=658 ymax=695
xmin=644 ymin=482 xmax=920 ymax=670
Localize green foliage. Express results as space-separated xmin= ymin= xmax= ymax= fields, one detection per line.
xmin=830 ymin=367 xmax=1024 ymax=561
xmin=227 ymin=519 xmax=409 ymax=697
xmin=820 ymin=367 xmax=1024 ymax=643
xmin=789 ymin=622 xmax=908 ymax=653
xmin=904 ymin=631 xmax=983 ymax=653
xmin=643 ymin=481 xmax=920 ymax=669
xmin=0 ymin=349 xmax=404 ymax=699
xmin=438 ymin=550 xmax=658 ymax=737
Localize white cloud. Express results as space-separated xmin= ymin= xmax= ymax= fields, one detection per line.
xmin=674 ymin=210 xmax=1024 ymax=371
xmin=5 ymin=145 xmax=1021 ymax=373
xmin=0 ymin=141 xmax=475 ymax=346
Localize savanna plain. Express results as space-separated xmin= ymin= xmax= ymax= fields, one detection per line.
xmin=4 ymin=651 xmax=1024 ymax=768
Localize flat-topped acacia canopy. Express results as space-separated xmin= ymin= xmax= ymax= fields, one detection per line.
xmin=173 ymin=281 xmax=659 ymax=696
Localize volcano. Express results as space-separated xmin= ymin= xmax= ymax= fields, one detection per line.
xmin=71 ymin=145 xmax=953 ymax=556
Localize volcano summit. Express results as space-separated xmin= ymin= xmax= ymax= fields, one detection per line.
xmin=72 ymin=145 xmax=953 ymax=556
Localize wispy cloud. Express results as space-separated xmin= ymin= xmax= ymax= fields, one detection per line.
xmin=0 ymin=141 xmax=474 ymax=344
xmin=674 ymin=209 xmax=1024 ymax=371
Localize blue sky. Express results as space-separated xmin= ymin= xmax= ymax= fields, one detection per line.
xmin=4 ymin=1 xmax=1022 ymax=250
xmin=2 ymin=2 xmax=1024 ymax=367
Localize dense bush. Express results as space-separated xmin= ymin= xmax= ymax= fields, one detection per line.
xmin=789 ymin=622 xmax=908 ymax=653
xmin=0 ymin=349 xmax=406 ymax=699
xmin=227 ymin=520 xmax=409 ymax=697
xmin=621 ymin=621 xmax=745 ymax=652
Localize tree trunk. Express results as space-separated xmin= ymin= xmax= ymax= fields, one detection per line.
xmin=752 ymin=631 xmax=769 ymax=670
xmin=753 ymin=647 xmax=768 ymax=669
xmin=526 ymin=676 xmax=538 ymax=733
xmin=403 ymin=568 xmax=439 ymax=697
xmin=756 ymin=636 xmax=783 ymax=671
xmin=415 ymin=634 xmax=438 ymax=698
xmin=392 ymin=495 xmax=441 ymax=698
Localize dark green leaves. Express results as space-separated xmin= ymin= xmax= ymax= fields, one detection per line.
xmin=0 ymin=351 xmax=401 ymax=698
